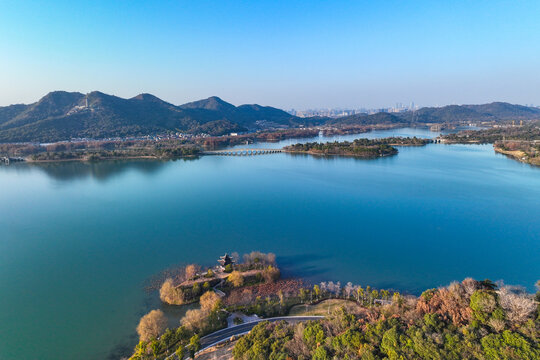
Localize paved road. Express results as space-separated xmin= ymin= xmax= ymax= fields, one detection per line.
xmin=165 ymin=316 xmax=324 ymax=359
xmin=200 ymin=316 xmax=324 ymax=350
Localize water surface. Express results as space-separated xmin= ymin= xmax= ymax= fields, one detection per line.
xmin=0 ymin=128 xmax=538 ymax=360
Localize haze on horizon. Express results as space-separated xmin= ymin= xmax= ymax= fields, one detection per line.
xmin=1 ymin=0 xmax=539 ymax=110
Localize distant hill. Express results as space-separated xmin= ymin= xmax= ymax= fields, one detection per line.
xmin=2 ymin=92 xmax=539 ymax=143
xmin=396 ymin=102 xmax=540 ymax=123
xmin=327 ymin=112 xmax=405 ymax=126
xmin=180 ymin=97 xmax=318 ymax=127
xmin=180 ymin=96 xmax=237 ymax=112
xmin=0 ymin=92 xmax=304 ymax=143
xmin=328 ymin=102 xmax=540 ymax=127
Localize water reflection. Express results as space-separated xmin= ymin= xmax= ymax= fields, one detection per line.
xmin=284 ymin=151 xmax=399 ymax=164
xmin=3 ymin=157 xmax=199 ymax=181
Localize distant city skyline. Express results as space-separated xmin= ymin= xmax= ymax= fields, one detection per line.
xmin=1 ymin=1 xmax=540 ymax=109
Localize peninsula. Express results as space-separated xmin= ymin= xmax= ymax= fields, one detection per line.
xmin=439 ymin=121 xmax=540 ymax=165
xmin=129 ymin=252 xmax=540 ymax=360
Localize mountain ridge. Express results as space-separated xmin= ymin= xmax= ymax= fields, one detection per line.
xmin=1 ymin=92 xmax=539 ymax=143
xmin=0 ymin=92 xmax=300 ymax=142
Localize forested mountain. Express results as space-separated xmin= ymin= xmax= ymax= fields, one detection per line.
xmin=181 ymin=96 xmax=319 ymax=127
xmin=1 ymin=91 xmax=539 ymax=143
xmin=0 ymin=92 xmax=302 ymax=143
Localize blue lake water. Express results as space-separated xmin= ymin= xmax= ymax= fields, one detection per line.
xmin=0 ymin=127 xmax=538 ymax=360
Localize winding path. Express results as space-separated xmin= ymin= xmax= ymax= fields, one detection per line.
xmin=165 ymin=315 xmax=324 ymax=359
xmin=199 ymin=316 xmax=324 ymax=350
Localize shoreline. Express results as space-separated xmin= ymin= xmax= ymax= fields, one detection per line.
xmin=15 ymin=154 xmax=200 ymax=164
xmin=494 ymin=146 xmax=540 ymax=166
xmin=283 ymin=149 xmax=396 ymax=159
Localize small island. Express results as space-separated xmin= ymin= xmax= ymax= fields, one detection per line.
xmin=283 ymin=137 xmax=431 ymax=158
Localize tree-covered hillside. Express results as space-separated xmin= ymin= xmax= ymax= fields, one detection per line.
xmin=233 ymin=279 xmax=540 ymax=360
xmin=0 ymin=92 xmax=302 ymax=143
xmin=397 ymin=102 xmax=540 ymax=124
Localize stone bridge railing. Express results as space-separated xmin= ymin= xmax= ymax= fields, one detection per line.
xmin=203 ymin=148 xmax=283 ymax=156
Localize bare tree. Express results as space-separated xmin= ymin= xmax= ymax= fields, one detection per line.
xmin=200 ymin=291 xmax=221 ymax=313
xmin=344 ymin=282 xmax=354 ymax=299
xmin=243 ymin=251 xmax=276 ymax=265
xmin=181 ymin=309 xmax=206 ymax=331
xmin=498 ymin=287 xmax=537 ymax=325
xmin=228 ymin=271 xmax=245 ymax=287
xmin=320 ymin=282 xmax=327 ymax=295
xmin=185 ymin=264 xmax=201 ymax=279
xmin=262 ymin=266 xmax=280 ymax=283
xmin=136 ymin=309 xmax=167 ymax=342
xmin=159 ymin=278 xmax=185 ymax=305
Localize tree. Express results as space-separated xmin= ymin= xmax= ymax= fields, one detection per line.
xmin=313 ymin=285 xmax=321 ymax=300
xmin=344 ymin=282 xmax=354 ymax=299
xmin=300 ymin=288 xmax=308 ymax=303
xmin=392 ymin=292 xmax=403 ymax=306
xmin=278 ymin=290 xmax=285 ymax=307
xmin=192 ymin=282 xmax=201 ymax=297
xmin=498 ymin=287 xmax=536 ymax=325
xmin=312 ymin=345 xmax=330 ymax=360
xmin=243 ymin=251 xmax=276 ymax=265
xmin=224 ymin=264 xmax=233 ymax=273
xmin=150 ymin=339 xmax=160 ymax=357
xmin=470 ymin=290 xmax=498 ymax=324
xmin=357 ymin=286 xmax=364 ymax=303
xmin=185 ymin=264 xmax=200 ymax=280
xmin=181 ymin=309 xmax=206 ymax=331
xmin=136 ymin=309 xmax=167 ymax=342
xmin=262 ymin=266 xmax=280 ymax=283
xmin=159 ymin=278 xmax=185 ymax=305
xmin=200 ymin=291 xmax=221 ymax=313
xmin=175 ymin=345 xmax=185 ymax=359
xmin=231 ymin=252 xmax=240 ymax=264
xmin=371 ymin=290 xmax=379 ymax=302
xmin=228 ymin=271 xmax=244 ymax=287
xmin=189 ymin=334 xmax=201 ymax=355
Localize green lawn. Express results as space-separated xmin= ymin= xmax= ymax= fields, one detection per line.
xmin=288 ymin=299 xmax=362 ymax=316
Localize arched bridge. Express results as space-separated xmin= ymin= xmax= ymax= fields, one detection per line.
xmin=204 ymin=148 xmax=283 ymax=156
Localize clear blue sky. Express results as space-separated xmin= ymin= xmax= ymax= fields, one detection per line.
xmin=1 ymin=0 xmax=539 ymax=109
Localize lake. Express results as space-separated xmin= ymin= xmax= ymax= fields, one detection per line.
xmin=0 ymin=127 xmax=538 ymax=360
